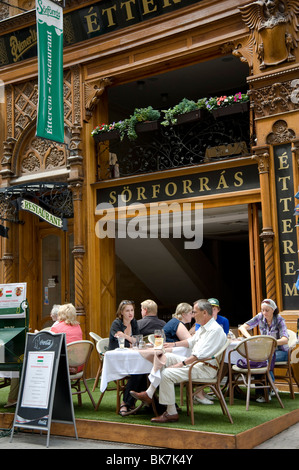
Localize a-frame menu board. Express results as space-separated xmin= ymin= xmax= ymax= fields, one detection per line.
xmin=10 ymin=331 xmax=78 ymax=447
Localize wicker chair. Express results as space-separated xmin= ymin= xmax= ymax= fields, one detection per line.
xmin=274 ymin=329 xmax=299 ymax=399
xmin=89 ymin=332 xmax=104 ymax=391
xmin=185 ymin=339 xmax=233 ymax=425
xmin=67 ymin=340 xmax=96 ymax=409
xmin=228 ymin=335 xmax=284 ymax=411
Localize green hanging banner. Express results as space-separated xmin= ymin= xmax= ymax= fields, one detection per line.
xmin=36 ymin=0 xmax=64 ymax=144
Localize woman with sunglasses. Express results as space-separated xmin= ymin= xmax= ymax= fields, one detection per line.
xmin=238 ymin=298 xmax=289 ymax=402
xmin=108 ymin=300 xmax=147 ymax=416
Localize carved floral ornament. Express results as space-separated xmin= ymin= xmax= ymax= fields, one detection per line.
xmin=84 ymin=78 xmax=113 ymax=120
xmin=235 ymin=0 xmax=299 ymax=70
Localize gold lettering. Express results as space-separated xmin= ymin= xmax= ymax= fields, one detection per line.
xmin=281 ymin=240 xmax=296 ymax=254
xmin=136 ymin=186 xmax=147 ymax=201
xmin=277 ymin=152 xmax=289 ymax=170
xmin=162 ymin=0 xmax=182 ymax=7
xmin=165 ymin=182 xmax=177 ymax=197
xmin=182 ymin=180 xmax=194 ymax=194
xmin=141 ymin=0 xmax=157 ymax=15
xmin=216 ymin=171 xmax=229 ymax=189
xmin=84 ymin=7 xmax=100 ymax=33
xmin=284 ymin=283 xmax=299 ymax=296
xmin=152 ymin=184 xmax=160 ymax=199
xmin=198 ymin=177 xmax=210 ymax=192
xmin=284 ymin=261 xmax=296 ymax=275
xmin=109 ymin=191 xmax=117 ymax=205
xmin=281 ymin=219 xmax=293 ymax=233
xmin=120 ymin=0 xmax=136 ymax=20
xmin=102 ymin=5 xmax=117 ymax=27
xmin=279 ymin=197 xmax=292 ymax=212
xmin=278 ymin=176 xmax=291 ymax=191
xmin=234 ymin=171 xmax=243 ymax=187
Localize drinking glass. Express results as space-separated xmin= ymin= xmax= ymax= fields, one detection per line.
xmin=118 ymin=337 xmax=125 ymax=349
xmin=132 ymin=335 xmax=139 ymax=349
xmin=154 ymin=330 xmax=163 ymax=348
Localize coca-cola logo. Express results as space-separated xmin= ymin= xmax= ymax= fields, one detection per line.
xmin=32 ymin=334 xmax=54 ymax=351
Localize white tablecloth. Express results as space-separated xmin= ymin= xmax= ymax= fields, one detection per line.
xmin=100 ymin=346 xmax=190 ymax=392
xmin=0 ymin=371 xmax=19 ymax=379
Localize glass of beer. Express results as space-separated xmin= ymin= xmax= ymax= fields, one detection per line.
xmin=154 ymin=330 xmax=163 ymax=348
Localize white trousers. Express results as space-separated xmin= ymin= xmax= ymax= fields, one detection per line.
xmin=157 ymin=353 xmax=217 ymax=405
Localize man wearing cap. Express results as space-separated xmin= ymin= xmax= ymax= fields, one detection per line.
xmin=208 ymin=298 xmax=230 ymax=335
xmin=194 ymin=298 xmax=229 ymax=335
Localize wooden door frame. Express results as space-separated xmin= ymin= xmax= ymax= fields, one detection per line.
xmin=37 ymin=221 xmax=74 ymax=330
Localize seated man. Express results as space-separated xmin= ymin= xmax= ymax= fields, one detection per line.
xmin=192 ymin=298 xmax=229 ymax=335
xmin=131 ymin=299 xmax=227 ymax=423
xmin=137 ymin=299 xmax=166 ymax=335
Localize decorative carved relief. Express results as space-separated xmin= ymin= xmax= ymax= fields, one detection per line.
xmin=21 ymin=153 xmax=41 ymax=173
xmin=266 ymin=119 xmax=296 ymax=144
xmin=231 ymin=37 xmax=254 ymax=69
xmin=239 ymin=0 xmax=299 ymax=70
xmin=2 ymin=67 xmax=82 ymax=178
xmin=250 ymin=80 xmax=299 ymax=117
xmin=84 ymin=78 xmax=113 ymax=121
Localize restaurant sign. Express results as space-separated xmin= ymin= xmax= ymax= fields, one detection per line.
xmin=273 ymin=144 xmax=299 ymax=309
xmin=36 ymin=0 xmax=64 ymax=144
xmin=0 ymin=0 xmax=204 ymax=66
xmin=19 ymin=199 xmax=66 ymax=230
xmin=96 ymin=164 xmax=260 ymax=207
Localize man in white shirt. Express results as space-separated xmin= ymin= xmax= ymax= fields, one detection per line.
xmin=130 ymin=299 xmax=227 ymax=423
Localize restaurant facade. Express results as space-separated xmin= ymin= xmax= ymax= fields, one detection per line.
xmin=0 ymin=0 xmax=298 ymax=379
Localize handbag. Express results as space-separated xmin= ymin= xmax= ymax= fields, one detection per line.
xmin=236 ymin=359 xmax=267 ymax=369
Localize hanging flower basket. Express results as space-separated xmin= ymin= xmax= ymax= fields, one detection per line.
xmin=176 ymin=109 xmax=204 ymax=125
xmin=211 ymin=101 xmax=249 ymax=118
xmin=135 ymin=120 xmax=160 ymax=133
xmin=92 ymin=129 xmax=120 ymax=142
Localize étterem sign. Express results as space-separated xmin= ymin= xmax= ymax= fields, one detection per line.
xmin=36 ymin=0 xmax=64 ymax=143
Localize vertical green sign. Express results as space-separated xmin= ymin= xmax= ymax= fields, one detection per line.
xmin=36 ymin=0 xmax=64 ymax=143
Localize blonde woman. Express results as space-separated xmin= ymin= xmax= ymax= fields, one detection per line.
xmin=51 ymin=303 xmax=83 ymax=344
xmin=163 ymin=302 xmax=193 ymax=343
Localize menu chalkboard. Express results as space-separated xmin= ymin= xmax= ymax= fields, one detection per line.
xmin=10 ymin=331 xmax=77 ymax=447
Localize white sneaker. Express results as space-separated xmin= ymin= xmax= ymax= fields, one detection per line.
xmin=256 ymin=395 xmax=271 ymax=403
xmin=193 ymin=396 xmax=214 ymax=405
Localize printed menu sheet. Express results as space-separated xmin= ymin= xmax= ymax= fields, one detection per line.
xmin=21 ymin=351 xmax=55 ymax=409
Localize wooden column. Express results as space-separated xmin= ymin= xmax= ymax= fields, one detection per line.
xmin=68 ymin=124 xmax=85 ymax=331
xmin=252 ymin=145 xmax=276 ymax=302
xmin=0 ymin=138 xmax=16 ymax=284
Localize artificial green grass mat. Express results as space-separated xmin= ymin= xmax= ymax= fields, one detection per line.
xmin=0 ymin=379 xmax=298 ymax=435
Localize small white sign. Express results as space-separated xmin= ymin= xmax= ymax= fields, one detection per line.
xmin=21 ymin=351 xmax=55 ymax=409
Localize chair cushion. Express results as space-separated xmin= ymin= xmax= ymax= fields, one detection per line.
xmin=70 ymin=371 xmax=83 ymax=380
xmin=232 ymin=365 xmax=268 ymax=374
xmin=190 ymin=377 xmax=217 ymax=384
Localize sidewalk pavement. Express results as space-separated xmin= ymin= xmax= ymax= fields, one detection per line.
xmin=0 ymin=422 xmax=298 ymax=449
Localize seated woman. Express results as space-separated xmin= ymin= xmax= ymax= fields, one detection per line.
xmin=108 ymin=300 xmax=147 ymax=416
xmin=163 ymin=302 xmax=193 ymax=343
xmin=238 ymin=298 xmax=289 ymax=402
xmin=51 ymin=303 xmax=83 ymax=344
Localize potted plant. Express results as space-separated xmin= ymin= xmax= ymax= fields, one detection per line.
xmin=125 ymin=106 xmax=161 ymax=140
xmin=91 ymin=121 xmax=123 ymax=142
xmin=206 ymin=92 xmax=249 ymax=118
xmin=161 ymin=97 xmax=207 ymax=126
